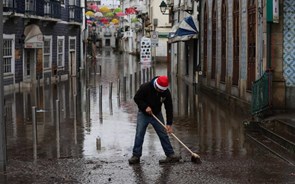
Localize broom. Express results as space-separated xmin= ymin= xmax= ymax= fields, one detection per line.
xmin=152 ymin=113 xmax=201 ymax=164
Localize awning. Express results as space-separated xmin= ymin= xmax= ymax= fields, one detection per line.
xmin=168 ymin=23 xmax=179 ymax=40
xmin=24 ymin=24 xmax=43 ymax=48
xmin=168 ymin=16 xmax=199 ymax=43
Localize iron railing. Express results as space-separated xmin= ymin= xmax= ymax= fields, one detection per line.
xmin=3 ymin=0 xmax=61 ymax=19
xmin=3 ymin=0 xmax=16 ymax=12
xmin=251 ymin=71 xmax=272 ymax=115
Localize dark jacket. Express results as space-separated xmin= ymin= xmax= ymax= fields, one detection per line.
xmin=134 ymin=77 xmax=173 ymax=125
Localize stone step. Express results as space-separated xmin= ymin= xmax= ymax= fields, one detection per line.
xmin=260 ymin=119 xmax=295 ymax=154
xmin=246 ymin=130 xmax=295 ymax=166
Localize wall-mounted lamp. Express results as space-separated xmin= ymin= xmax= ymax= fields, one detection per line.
xmin=159 ymin=1 xmax=172 ymax=15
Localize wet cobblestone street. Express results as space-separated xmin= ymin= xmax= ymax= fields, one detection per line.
xmin=0 ymin=50 xmax=294 ymax=184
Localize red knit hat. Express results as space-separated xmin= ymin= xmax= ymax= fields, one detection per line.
xmin=155 ymin=76 xmax=169 ymax=91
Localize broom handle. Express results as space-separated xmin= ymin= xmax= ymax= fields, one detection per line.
xmin=152 ymin=114 xmax=195 ymax=156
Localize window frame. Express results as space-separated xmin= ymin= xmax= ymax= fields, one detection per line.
xmin=43 ymin=35 xmax=53 ymax=69
xmin=3 ymin=34 xmax=15 ymax=75
xmin=57 ymin=36 xmax=65 ymax=68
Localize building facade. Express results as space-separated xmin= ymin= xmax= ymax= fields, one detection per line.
xmin=198 ymin=0 xmax=295 ymax=111
xmin=169 ymin=0 xmax=295 ymax=112
xmin=3 ymin=0 xmax=82 ymax=91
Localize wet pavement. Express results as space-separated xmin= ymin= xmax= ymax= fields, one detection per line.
xmin=1 ymin=49 xmax=295 ymax=184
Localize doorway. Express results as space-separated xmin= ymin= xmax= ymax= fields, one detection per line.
xmin=69 ymin=51 xmax=76 ymax=76
xmin=24 ymin=49 xmax=36 ymax=83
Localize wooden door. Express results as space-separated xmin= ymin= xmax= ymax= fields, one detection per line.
xmin=211 ymin=0 xmax=216 ymax=80
xmin=221 ymin=0 xmax=227 ymax=82
xmin=203 ymin=3 xmax=208 ymax=77
xmin=247 ymin=0 xmax=256 ymax=90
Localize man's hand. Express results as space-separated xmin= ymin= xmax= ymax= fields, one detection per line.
xmin=166 ymin=125 xmax=173 ymax=134
xmin=145 ymin=106 xmax=152 ymax=115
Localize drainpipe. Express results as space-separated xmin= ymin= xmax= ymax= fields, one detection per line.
xmin=0 ymin=1 xmax=7 ymax=172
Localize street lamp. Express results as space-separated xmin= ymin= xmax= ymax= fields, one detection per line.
xmin=159 ymin=1 xmax=169 ymax=15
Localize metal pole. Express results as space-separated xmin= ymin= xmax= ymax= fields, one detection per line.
xmin=99 ymin=65 xmax=102 ymax=76
xmin=37 ymin=75 xmax=40 ymax=108
xmin=87 ymin=88 xmax=90 ymax=122
xmin=109 ymin=98 xmax=113 ymax=116
xmin=99 ymin=85 xmax=103 ymax=119
xmin=55 ymin=100 xmax=60 ymax=158
xmin=0 ymin=1 xmax=7 ymax=172
xmin=150 ymin=67 xmax=153 ymax=80
xmin=32 ymin=106 xmax=38 ymax=161
xmin=146 ymin=68 xmax=149 ymax=81
xmin=74 ymin=94 xmax=77 ymax=144
xmin=134 ymin=72 xmax=137 ymax=91
xmin=123 ymin=76 xmax=127 ymax=101
xmin=109 ymin=82 xmax=113 ymax=99
xmin=117 ymin=78 xmax=120 ymax=97
xmin=142 ymin=69 xmax=146 ymax=83
xmin=139 ymin=70 xmax=142 ymax=85
xmin=129 ymin=74 xmax=132 ymax=98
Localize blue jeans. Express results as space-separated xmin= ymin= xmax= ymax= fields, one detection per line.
xmin=132 ymin=111 xmax=175 ymax=157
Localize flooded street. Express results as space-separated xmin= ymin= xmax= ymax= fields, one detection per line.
xmin=1 ymin=49 xmax=294 ymax=184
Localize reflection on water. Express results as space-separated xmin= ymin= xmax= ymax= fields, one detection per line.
xmin=5 ymin=48 xmax=250 ymax=164
xmin=170 ymin=76 xmax=248 ymax=158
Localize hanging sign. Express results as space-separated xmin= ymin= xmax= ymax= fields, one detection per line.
xmin=267 ymin=0 xmax=279 ymax=23
xmin=140 ymin=37 xmax=151 ymax=63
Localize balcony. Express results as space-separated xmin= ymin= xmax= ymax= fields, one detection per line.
xmin=69 ymin=5 xmax=82 ymax=23
xmin=3 ymin=0 xmax=61 ymax=20
xmin=3 ymin=0 xmax=16 ymax=12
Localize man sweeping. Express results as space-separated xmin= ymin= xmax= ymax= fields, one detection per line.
xmin=128 ymin=75 xmax=180 ymax=164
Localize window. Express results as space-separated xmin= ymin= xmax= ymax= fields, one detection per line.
xmin=25 ymin=0 xmax=35 ymax=13
xmin=3 ymin=0 xmax=13 ymax=7
xmin=70 ymin=39 xmax=75 ymax=50
xmin=43 ymin=36 xmax=52 ymax=69
xmin=3 ymin=35 xmax=15 ymax=74
xmin=57 ymin=36 xmax=65 ymax=67
xmin=44 ymin=1 xmax=51 ymax=16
